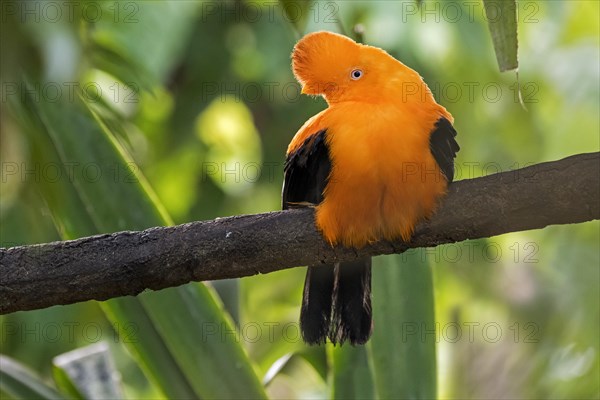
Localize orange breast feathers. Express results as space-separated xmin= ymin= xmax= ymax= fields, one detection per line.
xmin=286 ymin=31 xmax=457 ymax=248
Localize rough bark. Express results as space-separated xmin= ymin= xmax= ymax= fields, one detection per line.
xmin=1 ymin=152 xmax=598 ymax=314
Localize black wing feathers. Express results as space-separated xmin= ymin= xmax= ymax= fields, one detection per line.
xmin=429 ymin=117 xmax=460 ymax=183
xmin=282 ymin=129 xmax=372 ymax=345
xmin=283 ymin=129 xmax=337 ymax=345
xmin=282 ymin=129 xmax=331 ymax=209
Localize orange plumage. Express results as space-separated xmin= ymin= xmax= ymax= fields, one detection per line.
xmin=289 ymin=31 xmax=453 ymax=247
xmin=283 ymin=31 xmax=458 ymax=345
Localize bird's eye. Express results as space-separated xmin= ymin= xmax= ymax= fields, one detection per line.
xmin=350 ymin=69 xmax=363 ymax=80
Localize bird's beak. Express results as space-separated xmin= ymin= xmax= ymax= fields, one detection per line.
xmin=301 ymin=85 xmax=310 ymax=95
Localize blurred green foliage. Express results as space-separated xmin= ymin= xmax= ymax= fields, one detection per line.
xmin=1 ymin=1 xmax=598 ymax=399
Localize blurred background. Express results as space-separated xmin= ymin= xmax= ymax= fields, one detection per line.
xmin=1 ymin=0 xmax=598 ymax=399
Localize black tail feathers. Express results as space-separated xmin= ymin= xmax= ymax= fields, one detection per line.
xmin=300 ymin=258 xmax=373 ymax=345
xmin=331 ymin=258 xmax=373 ymax=345
xmin=300 ymin=266 xmax=334 ymax=345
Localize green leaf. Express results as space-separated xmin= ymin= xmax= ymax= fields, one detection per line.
xmin=370 ymin=254 xmax=437 ymax=398
xmin=51 ymin=367 xmax=85 ymax=400
xmin=483 ymin=0 xmax=519 ymax=71
xmin=331 ymin=344 xmax=375 ymax=399
xmin=0 ymin=355 xmax=64 ymax=400
xmin=141 ymin=284 xmax=268 ymax=398
xmin=297 ymin=346 xmax=328 ymax=383
xmin=14 ymin=84 xmax=266 ymax=399
xmin=99 ymin=299 xmax=197 ymax=399
xmin=13 ymin=83 xmax=197 ymax=399
xmin=211 ymin=279 xmax=241 ymax=326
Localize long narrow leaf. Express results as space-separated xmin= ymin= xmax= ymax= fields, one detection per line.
xmin=14 ymin=85 xmax=266 ymax=399
xmin=483 ymin=0 xmax=519 ymax=71
xmin=141 ymin=284 xmax=268 ymax=398
xmin=51 ymin=367 xmax=85 ymax=400
xmin=0 ymin=355 xmax=64 ymax=400
xmin=331 ymin=345 xmax=374 ymax=399
xmin=370 ymin=254 xmax=437 ymax=398
xmin=13 ymin=84 xmax=197 ymax=399
xmin=100 ymin=299 xmax=197 ymax=399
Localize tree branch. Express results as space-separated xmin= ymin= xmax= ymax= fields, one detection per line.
xmin=1 ymin=153 xmax=599 ymax=314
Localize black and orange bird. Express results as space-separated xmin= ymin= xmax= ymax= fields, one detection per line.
xmin=282 ymin=31 xmax=459 ymax=345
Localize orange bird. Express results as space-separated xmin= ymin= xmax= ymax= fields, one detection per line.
xmin=282 ymin=31 xmax=459 ymax=345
